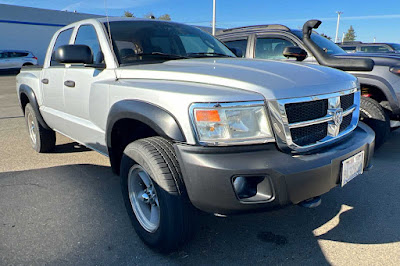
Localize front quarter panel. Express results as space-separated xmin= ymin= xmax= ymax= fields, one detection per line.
xmin=108 ymin=79 xmax=264 ymax=144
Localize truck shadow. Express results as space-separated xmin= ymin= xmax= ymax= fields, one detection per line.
xmin=1 ymin=130 xmax=399 ymax=264
xmin=51 ymin=142 xmax=91 ymax=154
xmin=0 ymin=69 xmax=20 ymax=76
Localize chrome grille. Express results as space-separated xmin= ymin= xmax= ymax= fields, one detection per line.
xmin=268 ymin=88 xmax=360 ymax=152
xmin=285 ymin=99 xmax=328 ymax=123
xmin=340 ymin=94 xmax=354 ymax=111
xmin=340 ymin=114 xmax=352 ymax=132
xmin=290 ymin=123 xmax=328 ymax=146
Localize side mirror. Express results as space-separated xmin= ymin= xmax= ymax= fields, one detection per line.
xmin=283 ymin=46 xmax=307 ymax=61
xmin=229 ymin=47 xmax=243 ymax=57
xmin=54 ymin=45 xmax=93 ymax=64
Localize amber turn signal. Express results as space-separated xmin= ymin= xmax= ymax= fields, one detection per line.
xmin=195 ymin=110 xmax=221 ymax=122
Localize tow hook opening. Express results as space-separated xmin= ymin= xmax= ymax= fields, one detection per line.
xmin=232 ymin=175 xmax=274 ymax=202
xmin=298 ymin=196 xmax=321 ymax=208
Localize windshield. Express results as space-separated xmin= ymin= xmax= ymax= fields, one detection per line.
xmin=105 ymin=21 xmax=235 ymax=65
xmin=293 ymin=31 xmax=346 ymax=55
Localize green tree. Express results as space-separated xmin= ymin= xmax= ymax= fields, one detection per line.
xmin=320 ymin=33 xmax=332 ymax=40
xmin=344 ymin=26 xmax=356 ymax=42
xmin=124 ymin=11 xmax=134 ymax=17
xmin=158 ymin=14 xmax=171 ymax=21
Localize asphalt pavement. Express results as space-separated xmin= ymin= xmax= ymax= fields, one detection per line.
xmin=1 ymin=74 xmax=400 ymax=265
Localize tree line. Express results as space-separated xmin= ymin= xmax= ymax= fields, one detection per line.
xmin=124 ymin=11 xmax=171 ymax=21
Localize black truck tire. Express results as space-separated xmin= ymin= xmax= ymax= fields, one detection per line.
xmin=120 ymin=136 xmax=194 ymax=252
xmin=24 ymin=103 xmax=56 ymax=153
xmin=359 ymin=97 xmax=390 ymax=149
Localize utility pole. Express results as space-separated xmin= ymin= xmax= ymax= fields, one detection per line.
xmin=335 ymin=11 xmax=343 ymax=43
xmin=212 ymin=0 xmax=216 ymax=36
xmin=373 ymin=37 xmax=376 ymax=43
xmin=342 ymin=32 xmax=345 ymax=43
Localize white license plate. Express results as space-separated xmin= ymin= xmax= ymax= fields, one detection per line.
xmin=341 ymin=151 xmax=364 ymax=187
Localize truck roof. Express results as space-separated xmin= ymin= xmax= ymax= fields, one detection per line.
xmin=217 ymin=24 xmax=290 ymax=34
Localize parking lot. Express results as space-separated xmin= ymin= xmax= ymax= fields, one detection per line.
xmin=1 ymin=74 xmax=400 ymax=265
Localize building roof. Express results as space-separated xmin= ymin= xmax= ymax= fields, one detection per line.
xmin=0 ymin=4 xmax=102 ymax=27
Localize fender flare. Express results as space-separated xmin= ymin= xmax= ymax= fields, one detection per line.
xmin=106 ymin=100 xmax=186 ymax=148
xmin=355 ymin=74 xmax=400 ymax=114
xmin=18 ymin=84 xmax=51 ymax=130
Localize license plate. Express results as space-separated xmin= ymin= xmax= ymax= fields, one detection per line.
xmin=341 ymin=151 xmax=364 ymax=187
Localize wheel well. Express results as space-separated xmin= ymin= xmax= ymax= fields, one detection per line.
xmin=361 ymin=84 xmax=387 ymax=103
xmin=20 ymin=93 xmax=30 ymax=114
xmin=109 ymin=119 xmax=158 ymax=174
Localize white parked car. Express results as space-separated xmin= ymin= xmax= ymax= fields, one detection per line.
xmin=0 ymin=50 xmax=38 ymax=70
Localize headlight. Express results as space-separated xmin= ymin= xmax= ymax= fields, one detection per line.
xmin=190 ymin=101 xmax=275 ymax=146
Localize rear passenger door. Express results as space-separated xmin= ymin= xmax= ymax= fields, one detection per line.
xmin=0 ymin=52 xmax=11 ymax=69
xmin=6 ymin=52 xmax=22 ymax=69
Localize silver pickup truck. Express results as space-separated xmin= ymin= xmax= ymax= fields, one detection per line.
xmin=17 ymin=18 xmax=375 ymax=251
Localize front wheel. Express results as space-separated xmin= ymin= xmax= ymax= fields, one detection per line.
xmin=359 ymin=97 xmax=390 ymax=149
xmin=120 ymin=137 xmax=194 ymax=252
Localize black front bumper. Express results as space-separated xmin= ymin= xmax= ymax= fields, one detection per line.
xmin=174 ymin=123 xmax=375 ymax=214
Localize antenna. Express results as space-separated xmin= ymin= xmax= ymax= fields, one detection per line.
xmin=104 ymin=0 xmax=118 ymax=80
xmin=104 ymin=0 xmax=113 ymax=49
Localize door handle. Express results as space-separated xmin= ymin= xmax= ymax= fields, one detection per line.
xmin=41 ymin=78 xmax=49 ymax=84
xmin=64 ymin=80 xmax=75 ymax=88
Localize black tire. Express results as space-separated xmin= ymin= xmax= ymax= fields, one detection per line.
xmin=120 ymin=136 xmax=194 ymax=252
xmin=359 ymin=97 xmax=390 ymax=149
xmin=24 ymin=103 xmax=56 ymax=152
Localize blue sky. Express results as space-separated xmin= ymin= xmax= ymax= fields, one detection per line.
xmin=1 ymin=0 xmax=400 ymax=43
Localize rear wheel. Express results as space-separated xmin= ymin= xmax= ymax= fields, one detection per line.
xmin=120 ymin=136 xmax=194 ymax=252
xmin=359 ymin=97 xmax=390 ymax=149
xmin=24 ymin=103 xmax=56 ymax=152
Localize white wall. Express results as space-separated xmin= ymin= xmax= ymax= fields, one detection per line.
xmin=0 ymin=4 xmax=102 ymax=65
xmin=0 ymin=23 xmax=59 ymax=64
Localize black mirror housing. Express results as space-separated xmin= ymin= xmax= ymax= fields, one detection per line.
xmin=229 ymin=47 xmax=243 ymax=57
xmin=283 ymin=46 xmax=307 ymax=61
xmin=54 ymin=45 xmax=93 ymax=64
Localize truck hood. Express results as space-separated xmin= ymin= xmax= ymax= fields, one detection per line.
xmin=117 ymin=58 xmax=357 ymax=100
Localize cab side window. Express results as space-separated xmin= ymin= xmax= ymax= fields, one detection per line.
xmin=74 ymin=25 xmax=104 ymax=64
xmin=360 ymin=45 xmax=390 ymax=53
xmin=342 ymin=46 xmax=357 ymax=53
xmin=224 ymin=39 xmax=247 ymax=57
xmin=50 ymin=28 xmax=73 ymax=66
xmin=255 ymin=37 xmax=294 ymax=60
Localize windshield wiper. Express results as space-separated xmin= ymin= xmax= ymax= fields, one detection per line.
xmin=187 ymin=52 xmax=234 ymax=58
xmin=136 ymin=52 xmax=189 ymax=59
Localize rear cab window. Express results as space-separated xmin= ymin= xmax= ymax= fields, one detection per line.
xmin=50 ymin=28 xmax=73 ymax=66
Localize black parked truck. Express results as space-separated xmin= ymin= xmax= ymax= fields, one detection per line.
xmin=217 ymin=20 xmax=400 ymax=148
